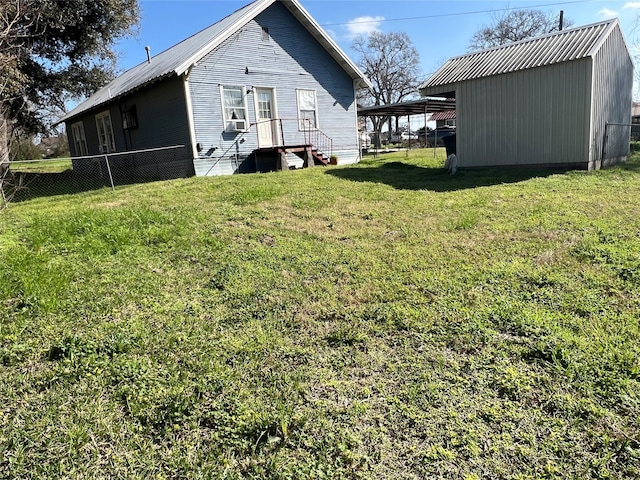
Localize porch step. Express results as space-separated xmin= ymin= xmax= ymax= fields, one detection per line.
xmin=312 ymin=148 xmax=329 ymax=165
xmin=254 ymin=144 xmax=330 ymax=169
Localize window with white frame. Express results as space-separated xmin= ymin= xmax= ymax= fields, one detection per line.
xmin=95 ymin=111 xmax=116 ymax=153
xmin=297 ymin=89 xmax=318 ymax=130
xmin=70 ymin=121 xmax=88 ymax=156
xmin=221 ymin=86 xmax=248 ymax=132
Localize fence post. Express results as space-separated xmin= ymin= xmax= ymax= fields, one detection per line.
xmin=601 ymin=122 xmax=609 ymax=168
xmin=104 ymin=154 xmax=115 ymax=191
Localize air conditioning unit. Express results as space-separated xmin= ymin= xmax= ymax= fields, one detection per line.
xmin=229 ymin=119 xmax=247 ymax=132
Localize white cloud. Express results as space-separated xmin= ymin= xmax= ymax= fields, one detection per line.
xmin=624 ymin=2 xmax=640 ymax=9
xmin=345 ymin=16 xmax=385 ymax=38
xmin=598 ymin=7 xmax=618 ymax=18
xmin=325 ymin=28 xmax=338 ymax=41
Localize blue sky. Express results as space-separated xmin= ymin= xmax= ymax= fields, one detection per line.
xmin=117 ymin=0 xmax=640 ymax=83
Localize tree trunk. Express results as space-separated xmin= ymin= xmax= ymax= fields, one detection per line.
xmin=0 ymin=112 xmax=9 ymax=174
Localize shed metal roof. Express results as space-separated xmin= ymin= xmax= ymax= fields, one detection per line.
xmin=58 ymin=0 xmax=371 ymax=124
xmin=420 ymin=18 xmax=622 ymax=93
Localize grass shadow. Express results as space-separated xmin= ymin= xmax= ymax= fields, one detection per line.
xmin=3 ymin=169 xmax=177 ymax=204
xmin=325 ymin=161 xmax=558 ymax=192
xmin=3 ymin=170 xmax=110 ymax=203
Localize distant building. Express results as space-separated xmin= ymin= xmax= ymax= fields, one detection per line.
xmin=38 ymin=136 xmax=66 ymax=158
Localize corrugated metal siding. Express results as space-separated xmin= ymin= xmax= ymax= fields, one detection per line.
xmin=456 ymin=59 xmax=591 ymax=167
xmin=421 ymin=20 xmax=614 ymax=91
xmin=189 ymin=1 xmax=359 ymax=176
xmin=590 ymin=25 xmax=633 ymax=166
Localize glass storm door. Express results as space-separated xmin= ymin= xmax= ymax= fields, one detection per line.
xmin=255 ymin=88 xmax=278 ymax=148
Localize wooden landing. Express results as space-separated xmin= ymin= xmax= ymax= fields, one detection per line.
xmin=254 ymin=145 xmax=328 ymax=168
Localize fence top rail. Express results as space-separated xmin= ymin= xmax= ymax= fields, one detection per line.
xmin=9 ymin=144 xmax=187 ymax=164
xmin=8 ymin=158 xmax=72 ymax=165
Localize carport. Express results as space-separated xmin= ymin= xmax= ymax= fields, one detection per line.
xmin=358 ymin=97 xmax=456 ymax=150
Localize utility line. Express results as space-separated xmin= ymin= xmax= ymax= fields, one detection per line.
xmin=319 ymin=0 xmax=592 ymax=26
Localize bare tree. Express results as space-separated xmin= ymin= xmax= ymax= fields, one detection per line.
xmin=352 ymin=31 xmax=422 ymax=134
xmin=469 ymin=9 xmax=573 ymax=51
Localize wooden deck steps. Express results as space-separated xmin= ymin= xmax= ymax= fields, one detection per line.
xmin=255 ymin=144 xmax=329 ymax=170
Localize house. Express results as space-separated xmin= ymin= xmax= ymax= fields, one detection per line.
xmin=419 ymin=19 xmax=633 ymax=170
xmin=57 ymin=0 xmax=371 ymax=178
xmin=429 ymin=110 xmax=456 ymax=128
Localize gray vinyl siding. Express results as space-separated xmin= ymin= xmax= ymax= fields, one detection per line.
xmin=189 ymin=1 xmax=359 ymax=176
xmin=456 ymin=60 xmax=591 ymax=167
xmin=590 ymin=27 xmax=633 ymax=167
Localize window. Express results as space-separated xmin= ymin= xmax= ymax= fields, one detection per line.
xmin=121 ymin=106 xmax=138 ymax=129
xmin=297 ymin=89 xmax=318 ymax=130
xmin=95 ymin=111 xmax=116 ymax=153
xmin=221 ymin=86 xmax=248 ymax=132
xmin=70 ymin=121 xmax=88 ymax=156
xmin=261 ymin=26 xmax=270 ymax=41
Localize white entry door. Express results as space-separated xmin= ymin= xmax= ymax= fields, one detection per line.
xmin=255 ymin=88 xmax=278 ymax=148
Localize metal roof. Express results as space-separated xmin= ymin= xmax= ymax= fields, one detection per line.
xmin=429 ymin=110 xmax=456 ymax=121
xmin=420 ymin=18 xmax=621 ymax=93
xmin=358 ymin=97 xmax=456 ymax=117
xmin=58 ymin=0 xmax=371 ymax=124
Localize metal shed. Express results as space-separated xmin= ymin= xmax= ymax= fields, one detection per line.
xmin=419 ymin=18 xmax=633 ymax=170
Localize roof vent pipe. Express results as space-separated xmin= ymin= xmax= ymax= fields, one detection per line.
xmin=559 ymin=11 xmax=564 ymax=31
xmin=145 ymin=46 xmax=151 ymax=64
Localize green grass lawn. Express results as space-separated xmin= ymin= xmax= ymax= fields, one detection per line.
xmin=8 ymin=157 xmax=73 ymax=173
xmin=1 ymin=147 xmax=639 ymax=478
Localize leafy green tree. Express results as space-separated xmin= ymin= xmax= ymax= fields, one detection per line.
xmin=469 ymin=9 xmax=573 ymax=51
xmin=10 ymin=135 xmax=42 ymax=161
xmin=0 ymin=0 xmax=140 ymax=171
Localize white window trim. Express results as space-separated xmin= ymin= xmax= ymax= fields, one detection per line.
xmin=296 ymin=89 xmax=318 ymax=131
xmin=220 ymin=85 xmax=249 ymax=133
xmin=95 ymin=111 xmax=116 ymax=153
xmin=71 ymin=121 xmax=88 ymax=156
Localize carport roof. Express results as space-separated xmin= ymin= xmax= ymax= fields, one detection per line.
xmin=358 ymin=97 xmax=456 ymax=117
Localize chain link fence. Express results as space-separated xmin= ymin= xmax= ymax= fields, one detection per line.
xmin=602 ymin=122 xmax=632 ymax=167
xmin=1 ymin=145 xmax=191 ymax=210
